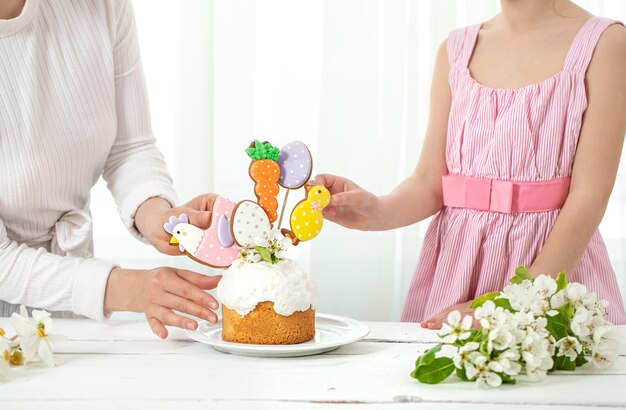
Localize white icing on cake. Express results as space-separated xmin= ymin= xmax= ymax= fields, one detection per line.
xmin=217 ymin=259 xmax=318 ymax=317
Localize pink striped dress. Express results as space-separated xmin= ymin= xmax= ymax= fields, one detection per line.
xmin=402 ymin=16 xmax=626 ymax=324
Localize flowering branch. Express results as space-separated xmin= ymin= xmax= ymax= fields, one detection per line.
xmin=237 ymin=229 xmax=293 ymax=264
xmin=411 ymin=267 xmax=616 ymax=387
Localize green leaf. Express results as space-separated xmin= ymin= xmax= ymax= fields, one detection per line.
xmin=254 ymin=246 xmax=272 ymax=264
xmin=415 ymin=344 xmax=442 ymax=368
xmin=470 ymin=292 xmax=500 ymax=309
xmin=510 ymin=266 xmax=533 ymax=284
xmin=500 ymin=373 xmax=517 ymax=384
xmin=555 ymin=271 xmax=567 ymax=292
xmin=575 ymin=354 xmax=588 ymax=367
xmin=413 ymin=357 xmax=455 ymax=384
xmin=464 ymin=329 xmax=485 ymax=344
xmin=456 ymin=367 xmax=470 ymax=381
xmin=557 ymin=302 xmax=573 ymax=319
xmin=553 ymin=355 xmax=577 ymax=371
xmin=546 ymin=311 xmax=570 ymax=340
xmin=493 ymin=298 xmax=514 ymax=312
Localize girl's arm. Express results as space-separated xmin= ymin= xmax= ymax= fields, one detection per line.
xmin=529 ymin=25 xmax=626 ymax=278
xmin=316 ymin=40 xmax=451 ymax=231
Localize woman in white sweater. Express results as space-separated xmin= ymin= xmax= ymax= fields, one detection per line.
xmin=0 ymin=0 xmax=219 ymax=339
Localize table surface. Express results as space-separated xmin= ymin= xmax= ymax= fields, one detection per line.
xmin=0 ymin=318 xmax=624 ymax=410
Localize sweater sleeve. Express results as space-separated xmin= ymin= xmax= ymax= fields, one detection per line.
xmin=0 ymin=220 xmax=115 ymax=320
xmin=102 ymin=0 xmax=178 ymax=242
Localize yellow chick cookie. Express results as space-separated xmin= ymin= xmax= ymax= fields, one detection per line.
xmin=283 ymin=185 xmax=331 ymax=244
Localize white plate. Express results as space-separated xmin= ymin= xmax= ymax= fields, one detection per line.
xmin=185 ymin=313 xmax=370 ymax=357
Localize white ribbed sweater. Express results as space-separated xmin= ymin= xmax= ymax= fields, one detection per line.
xmin=0 ymin=0 xmax=177 ymax=320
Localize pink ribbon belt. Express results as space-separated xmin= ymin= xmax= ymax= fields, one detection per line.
xmin=442 ymin=174 xmax=571 ymax=214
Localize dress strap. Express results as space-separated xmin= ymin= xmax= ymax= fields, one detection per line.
xmin=563 ymin=16 xmax=625 ymax=73
xmin=447 ymin=24 xmax=482 ymax=69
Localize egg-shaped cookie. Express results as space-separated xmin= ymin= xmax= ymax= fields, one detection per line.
xmin=231 ymin=200 xmax=272 ymax=248
xmin=277 ymin=141 xmax=312 ymax=189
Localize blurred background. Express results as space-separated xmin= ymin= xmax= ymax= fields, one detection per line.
xmin=92 ymin=0 xmax=626 ymax=321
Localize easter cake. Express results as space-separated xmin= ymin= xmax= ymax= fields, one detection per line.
xmin=163 ymin=140 xmax=329 ymax=345
xmin=217 ymin=231 xmax=319 ymax=344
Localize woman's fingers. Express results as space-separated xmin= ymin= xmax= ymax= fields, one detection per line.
xmin=161 ymin=291 xmax=218 ymax=323
xmin=175 ymin=269 xmax=222 ymax=291
xmin=148 ymin=316 xmax=168 ymax=339
xmin=186 ymin=193 xmax=218 ymax=212
xmin=152 ymin=305 xmax=199 ymax=331
xmin=186 ymin=209 xmax=212 ymax=229
xmin=167 ymin=272 xmax=219 ymax=309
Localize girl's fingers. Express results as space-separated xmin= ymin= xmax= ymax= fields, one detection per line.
xmin=331 ymin=191 xmax=362 ymax=207
xmin=315 ymin=174 xmax=357 ymax=194
xmin=153 ymin=305 xmax=199 ymax=331
xmin=313 ymin=174 xmax=334 ymax=189
xmin=147 ymin=316 xmax=168 ymax=339
xmin=161 ymin=292 xmax=218 ymax=323
xmin=175 ymin=269 xmax=222 ymax=291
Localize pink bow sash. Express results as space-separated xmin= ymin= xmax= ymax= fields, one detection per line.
xmin=442 ymin=174 xmax=571 ymax=214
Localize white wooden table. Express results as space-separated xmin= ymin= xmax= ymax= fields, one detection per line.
xmin=0 ymin=319 xmax=624 ymax=410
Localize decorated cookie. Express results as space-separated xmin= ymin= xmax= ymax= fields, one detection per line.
xmin=246 ymin=140 xmax=281 ymax=223
xmin=282 ymin=185 xmax=331 ymax=245
xmin=231 ymin=200 xmax=272 ymax=248
xmin=163 ymin=196 xmax=239 ymax=268
xmin=277 ymin=141 xmax=313 ymax=189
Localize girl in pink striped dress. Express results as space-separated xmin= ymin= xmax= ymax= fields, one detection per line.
xmin=316 ymin=1 xmax=626 ymax=326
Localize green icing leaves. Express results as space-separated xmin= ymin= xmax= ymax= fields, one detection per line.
xmin=246 ymin=140 xmax=280 ymax=161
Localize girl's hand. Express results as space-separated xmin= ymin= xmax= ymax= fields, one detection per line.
xmin=135 ymin=194 xmax=217 ymax=255
xmin=314 ymin=174 xmax=386 ymax=231
xmin=420 ymin=301 xmax=475 ymax=330
xmin=105 ymin=267 xmax=221 ymax=339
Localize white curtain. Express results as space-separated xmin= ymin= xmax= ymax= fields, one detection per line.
xmin=92 ymin=0 xmax=626 ymax=321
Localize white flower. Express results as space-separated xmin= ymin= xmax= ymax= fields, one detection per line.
xmin=253 ymin=236 xmax=270 ymax=248
xmin=474 ymin=300 xmax=507 ymax=330
xmin=590 ymin=326 xmax=617 ymax=369
xmin=563 ymin=283 xmax=588 ymax=309
xmin=238 ymin=248 xmax=262 ymax=263
xmin=438 ymin=310 xmax=473 ymax=343
xmin=0 ymin=337 xmax=13 ymax=383
xmin=520 ymin=331 xmax=553 ymax=375
xmin=533 ymin=275 xmax=557 ymax=299
xmin=10 ymin=306 xmax=56 ymax=367
xmin=464 ymin=354 xmax=503 ymax=387
xmin=494 ymin=349 xmax=522 ymax=376
xmin=452 ymin=342 xmax=479 ymax=369
xmin=501 ymin=280 xmax=535 ymax=313
xmin=555 ymin=336 xmax=583 ymax=362
xmin=487 ymin=327 xmax=515 ymax=352
xmin=549 ymin=290 xmax=567 ymax=310
xmin=570 ymin=307 xmax=593 ymax=339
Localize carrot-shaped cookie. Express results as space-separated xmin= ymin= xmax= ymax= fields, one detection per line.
xmin=245 ymin=140 xmax=281 ymax=222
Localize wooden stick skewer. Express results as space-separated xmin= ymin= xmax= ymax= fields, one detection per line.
xmin=277 ymin=189 xmax=290 ymax=229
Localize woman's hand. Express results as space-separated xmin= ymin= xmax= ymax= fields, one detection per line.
xmin=134 ymin=194 xmax=217 ymax=255
xmin=420 ymin=301 xmax=475 ymax=330
xmin=105 ymin=267 xmax=221 ymax=339
xmin=313 ymin=174 xmax=386 ymax=231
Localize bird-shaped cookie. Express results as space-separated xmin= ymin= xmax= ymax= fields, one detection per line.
xmin=282 ymin=185 xmax=331 ymax=245
xmin=163 ymin=196 xmax=239 ymax=268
